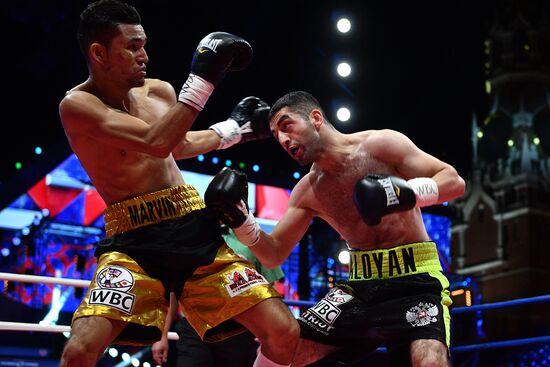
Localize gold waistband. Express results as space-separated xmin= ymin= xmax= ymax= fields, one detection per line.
xmin=103 ymin=185 xmax=205 ymax=237
xmin=348 ymin=242 xmax=442 ymax=281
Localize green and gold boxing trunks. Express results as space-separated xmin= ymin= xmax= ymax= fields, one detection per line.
xmin=73 ymin=184 xmax=281 ymax=345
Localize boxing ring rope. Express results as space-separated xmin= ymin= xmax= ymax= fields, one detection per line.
xmin=0 ymin=321 xmax=71 ymax=334
xmin=0 ymin=272 xmax=185 ymax=340
xmin=286 ymin=295 xmax=550 ymax=316
xmin=1 ymin=272 xmax=549 ymax=351
xmin=0 ymin=271 xmax=90 ymax=288
xmin=450 ymin=294 xmax=550 ymax=314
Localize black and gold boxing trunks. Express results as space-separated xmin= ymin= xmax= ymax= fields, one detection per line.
xmin=73 ymin=184 xmax=281 ymax=345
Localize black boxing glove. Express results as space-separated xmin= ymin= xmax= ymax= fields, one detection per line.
xmin=190 ymin=32 xmax=252 ymax=83
xmin=209 ymin=96 xmax=271 ymax=149
xmin=178 ymin=32 xmax=253 ymax=111
xmin=353 ymin=174 xmax=438 ymax=225
xmin=204 ymin=167 xmax=260 ymax=246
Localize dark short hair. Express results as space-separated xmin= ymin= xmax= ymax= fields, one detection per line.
xmin=269 ymin=91 xmax=329 ymax=123
xmin=77 ymin=0 xmax=141 ymax=58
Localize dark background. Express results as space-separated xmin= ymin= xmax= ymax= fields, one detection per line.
xmin=1 ymin=0 xmax=546 ymax=198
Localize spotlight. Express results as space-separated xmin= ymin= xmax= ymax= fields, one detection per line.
xmin=337 ymin=62 xmax=351 ymax=78
xmin=336 ymin=17 xmax=351 ymax=33
xmin=336 ymin=107 xmax=351 ymax=122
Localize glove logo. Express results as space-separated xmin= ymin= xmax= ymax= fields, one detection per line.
xmin=377 ymin=177 xmax=400 ymax=207
xmin=405 ymin=302 xmax=439 ymax=327
xmin=197 ymin=38 xmax=221 ymax=53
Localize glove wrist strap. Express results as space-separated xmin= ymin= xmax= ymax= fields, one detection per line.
xmin=233 ymin=211 xmax=260 ymax=247
xmin=209 ymin=119 xmax=242 ymax=149
xmin=178 ymin=73 xmax=214 ymax=111
xmin=407 ymin=177 xmax=439 ymax=207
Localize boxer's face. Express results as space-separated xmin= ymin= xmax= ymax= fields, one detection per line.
xmin=93 ymin=23 xmax=148 ymax=88
xmin=269 ymin=107 xmax=322 ymax=165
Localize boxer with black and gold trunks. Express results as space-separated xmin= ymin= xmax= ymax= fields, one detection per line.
xmin=298 ymin=241 xmax=451 ymax=365
xmin=74 ymin=185 xmax=280 ymax=345
xmin=60 ymin=2 xmax=299 ymax=366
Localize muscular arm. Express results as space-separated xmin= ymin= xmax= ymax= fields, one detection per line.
xmin=59 ymin=87 xmax=200 ymax=158
xmin=171 ymin=130 xmax=221 ymax=159
xmin=371 ymin=129 xmax=465 ymax=203
xmin=249 ymin=192 xmax=315 ymax=268
xmin=172 ymin=94 xmax=274 ymax=159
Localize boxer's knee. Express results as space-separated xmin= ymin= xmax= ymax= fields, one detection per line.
xmin=255 ymin=315 xmax=299 ymax=357
xmin=60 ymin=338 xmax=97 ymax=367
xmin=410 ymin=339 xmax=450 ymax=367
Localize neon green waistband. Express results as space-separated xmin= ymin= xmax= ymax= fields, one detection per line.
xmin=348 ymin=241 xmax=442 ymax=281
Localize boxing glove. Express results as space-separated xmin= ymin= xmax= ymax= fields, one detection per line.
xmin=178 ymin=32 xmax=253 ymax=111
xmin=353 ymin=174 xmax=438 ymax=225
xmin=209 ymin=96 xmax=271 ymax=149
xmin=205 ymin=167 xmax=260 ymax=246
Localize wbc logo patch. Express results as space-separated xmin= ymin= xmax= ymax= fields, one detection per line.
xmin=299 ymin=287 xmax=354 ymax=335
xmin=89 ymin=265 xmax=136 ymax=314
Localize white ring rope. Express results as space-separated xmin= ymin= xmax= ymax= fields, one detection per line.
xmin=0 ymin=321 xmax=71 ymax=333
xmin=0 ymin=272 xmax=90 ymax=288
xmin=0 ymin=272 xmax=180 ymax=340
